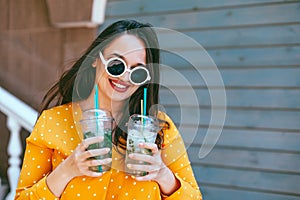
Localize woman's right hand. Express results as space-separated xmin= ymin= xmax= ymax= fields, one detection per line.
xmin=46 ymin=136 xmax=112 ymax=197
xmin=67 ymin=136 xmax=112 ymax=178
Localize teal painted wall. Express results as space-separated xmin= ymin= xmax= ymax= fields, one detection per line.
xmin=102 ymin=0 xmax=300 ymax=199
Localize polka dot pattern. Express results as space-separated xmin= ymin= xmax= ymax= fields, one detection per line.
xmin=15 ymin=103 xmax=202 ymax=199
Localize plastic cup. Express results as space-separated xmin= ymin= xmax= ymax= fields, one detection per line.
xmin=80 ymin=109 xmax=113 ymax=172
xmin=125 ymin=114 xmax=160 ymax=176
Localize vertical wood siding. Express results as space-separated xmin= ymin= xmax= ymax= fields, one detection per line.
xmin=103 ymin=0 xmax=300 ymax=199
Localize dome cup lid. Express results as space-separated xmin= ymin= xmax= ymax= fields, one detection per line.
xmin=80 ymin=109 xmax=112 ymax=122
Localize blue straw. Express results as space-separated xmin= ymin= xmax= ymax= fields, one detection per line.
xmin=94 ymin=85 xmax=99 ymax=109
xmin=143 ymin=88 xmax=147 ymax=116
xmin=94 ymin=84 xmax=102 ymax=172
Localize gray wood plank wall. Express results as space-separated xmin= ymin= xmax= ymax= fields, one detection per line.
xmin=102 ymin=0 xmax=300 ymax=199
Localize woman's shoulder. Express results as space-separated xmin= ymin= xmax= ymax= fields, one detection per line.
xmin=41 ymin=102 xmax=74 ymax=115
xmin=33 ymin=102 xmax=79 ymax=137
xmin=157 ymin=111 xmax=171 ymax=122
xmin=39 ymin=102 xmax=82 ymax=122
xmin=28 ymin=102 xmax=81 ymax=148
xmin=157 ymin=112 xmax=181 ymax=144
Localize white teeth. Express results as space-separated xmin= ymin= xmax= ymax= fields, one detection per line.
xmin=112 ymin=81 xmax=126 ymax=89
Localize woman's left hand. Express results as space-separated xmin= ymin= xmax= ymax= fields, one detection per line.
xmin=127 ymin=143 xmax=180 ymax=195
xmin=127 ymin=142 xmax=166 ymax=182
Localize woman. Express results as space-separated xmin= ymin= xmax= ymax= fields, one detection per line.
xmin=15 ymin=19 xmax=202 ymax=199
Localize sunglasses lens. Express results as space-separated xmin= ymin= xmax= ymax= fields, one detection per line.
xmin=131 ymin=68 xmax=148 ymax=84
xmin=107 ymin=59 xmax=125 ymax=76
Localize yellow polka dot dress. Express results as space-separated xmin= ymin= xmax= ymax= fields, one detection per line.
xmin=15 ymin=103 xmax=202 ymax=199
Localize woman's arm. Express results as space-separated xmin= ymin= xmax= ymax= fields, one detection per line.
xmin=153 ymin=165 xmax=181 ymax=196
xmin=154 ymin=113 xmax=202 ymax=199
xmin=126 ymin=113 xmax=202 ymax=199
xmin=15 ymin=110 xmax=111 ymax=199
xmin=15 ymin=140 xmax=55 ymax=199
xmin=128 ymin=137 xmax=202 ymax=199
xmin=46 ymin=137 xmax=110 ymax=197
xmin=128 ymin=142 xmax=181 ymax=195
xmin=16 ymin=136 xmax=111 ymax=199
xmin=160 ymin=135 xmax=202 ymax=199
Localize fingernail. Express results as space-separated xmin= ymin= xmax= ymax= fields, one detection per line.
xmin=92 ymin=172 xmax=102 ymax=177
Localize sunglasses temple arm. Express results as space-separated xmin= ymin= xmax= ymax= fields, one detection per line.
xmin=99 ymin=52 xmax=107 ymax=65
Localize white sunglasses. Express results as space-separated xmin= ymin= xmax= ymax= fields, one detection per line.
xmin=99 ymin=52 xmax=151 ymax=85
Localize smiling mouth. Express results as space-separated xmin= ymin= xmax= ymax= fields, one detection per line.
xmin=109 ymin=79 xmax=129 ymax=91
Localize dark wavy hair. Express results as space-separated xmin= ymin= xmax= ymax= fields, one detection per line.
xmin=39 ymin=19 xmax=166 ymax=150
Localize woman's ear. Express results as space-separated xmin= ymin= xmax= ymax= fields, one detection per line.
xmin=92 ymin=59 xmax=98 ymax=68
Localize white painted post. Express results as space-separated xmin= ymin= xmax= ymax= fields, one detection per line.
xmin=0 ymin=87 xmax=37 ymax=199
xmin=5 ymin=117 xmax=22 ymax=200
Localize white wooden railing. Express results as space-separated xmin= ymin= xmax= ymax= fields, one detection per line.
xmin=0 ymin=87 xmax=37 ymax=200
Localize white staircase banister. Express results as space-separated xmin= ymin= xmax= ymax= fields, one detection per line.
xmin=0 ymin=86 xmax=38 ymax=200
xmin=0 ymin=87 xmax=37 ymax=131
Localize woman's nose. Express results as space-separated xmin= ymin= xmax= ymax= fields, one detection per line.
xmin=120 ymin=69 xmax=130 ymax=82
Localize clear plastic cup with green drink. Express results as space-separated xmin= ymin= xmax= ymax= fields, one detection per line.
xmin=80 ymin=109 xmax=113 ymax=172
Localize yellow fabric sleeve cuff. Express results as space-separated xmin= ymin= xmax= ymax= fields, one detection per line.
xmin=35 ymin=175 xmax=60 ymax=200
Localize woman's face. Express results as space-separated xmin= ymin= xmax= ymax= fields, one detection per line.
xmin=95 ymin=34 xmax=147 ymax=104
